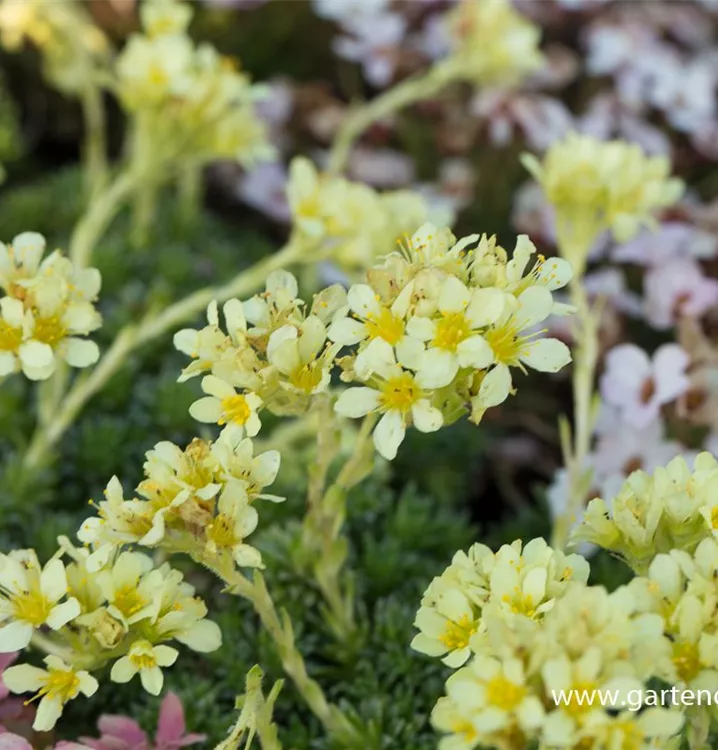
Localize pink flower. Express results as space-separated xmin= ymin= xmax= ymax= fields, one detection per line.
xmin=236 ymin=163 xmax=290 ymax=223
xmin=81 ymin=693 xmax=204 ymax=750
xmin=0 ymin=732 xmax=32 ymax=750
xmin=600 ymin=344 xmax=690 ymax=428
xmin=611 ymin=222 xmax=718 ymax=266
xmin=0 ymin=654 xmax=18 ymax=703
xmin=643 ymin=258 xmax=718 ymax=330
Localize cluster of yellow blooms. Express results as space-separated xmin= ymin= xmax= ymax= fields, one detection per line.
xmin=572 ymin=453 xmax=718 ymax=574
xmin=416 ymin=454 xmax=718 ymax=750
xmin=286 ymin=157 xmax=445 ymax=277
xmin=116 ymin=0 xmax=272 ymax=167
xmin=441 ymin=0 xmax=545 ymax=88
xmin=0 ymin=542 xmax=220 ymax=731
xmin=522 ymin=134 xmax=684 ymax=271
xmin=174 ymin=223 xmax=573 ymax=461
xmin=0 ymin=232 xmax=101 ymax=380
xmin=78 ymin=432 xmax=282 ymax=574
xmin=0 ymin=0 xmax=109 ymax=95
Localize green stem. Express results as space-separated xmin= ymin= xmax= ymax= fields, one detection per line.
xmin=302 ymin=412 xmax=377 ymax=640
xmin=178 ymin=162 xmax=203 ymax=230
xmin=216 ymin=566 xmax=360 ymax=746
xmin=69 ymin=169 xmax=141 ymax=268
xmin=550 ymin=233 xmax=600 ymax=550
xmin=22 ymin=240 xmax=304 ymax=471
xmin=327 ymin=66 xmax=451 ymax=175
xmin=81 ymin=83 xmax=108 ymax=202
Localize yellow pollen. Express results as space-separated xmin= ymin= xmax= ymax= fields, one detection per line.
xmin=129 ymin=651 xmax=157 ymax=671
xmin=485 ymin=675 xmax=526 ymax=711
xmin=432 ymin=312 xmax=471 ymax=352
xmin=32 ymin=668 xmax=81 ymax=704
xmin=484 ymin=324 xmax=524 ymax=366
xmin=672 ymin=641 xmax=700 ymax=683
xmin=0 ymin=320 xmax=22 ymax=352
xmin=207 ymin=514 xmax=237 ymax=549
xmin=219 ymin=394 xmax=252 ymax=426
xmin=33 ymin=315 xmax=66 ymax=347
xmin=564 ymin=681 xmax=599 ymax=716
xmin=12 ymin=591 xmax=51 ymax=626
xmin=364 ymin=308 xmax=404 ymax=345
xmin=438 ymin=613 xmax=477 ymax=651
xmin=113 ymin=585 xmax=147 ymax=617
xmin=710 ymin=507 xmax=718 ymax=530
xmin=379 ymin=372 xmax=422 ymax=413
xmin=289 ymin=362 xmax=323 ymax=393
xmin=147 ymin=63 xmax=168 ymax=87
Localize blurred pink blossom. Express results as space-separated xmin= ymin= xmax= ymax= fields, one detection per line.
xmin=236 ymin=162 xmax=290 ymax=223
xmin=312 ymin=0 xmax=390 ymax=23
xmin=0 ymin=734 xmax=31 ymax=750
xmin=600 ymin=343 xmax=690 ymax=428
xmin=81 ymin=693 xmax=204 ymax=750
xmin=643 ymin=258 xmax=718 ymax=330
xmin=611 ymin=222 xmax=718 ymax=266
xmin=334 ymin=12 xmax=407 ymax=87
xmin=348 ymin=147 xmax=415 ymax=188
xmin=471 ymin=90 xmax=573 ymax=151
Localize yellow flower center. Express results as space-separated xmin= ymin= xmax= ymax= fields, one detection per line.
xmin=219 ymin=394 xmax=252 ymax=426
xmin=502 ymin=590 xmax=538 ymax=618
xmin=207 ymin=514 xmax=238 ymax=550
xmin=147 ymin=63 xmax=168 ymax=87
xmin=0 ymin=320 xmax=22 ymax=352
xmin=289 ymin=362 xmax=324 ymax=393
xmin=12 ymin=590 xmax=51 ymax=626
xmin=129 ymin=649 xmax=157 ymax=671
xmin=33 ymin=314 xmax=66 ymax=347
xmin=432 ymin=312 xmax=471 ymax=352
xmin=563 ymin=680 xmax=599 ymax=716
xmin=710 ymin=507 xmax=718 ymax=530
xmin=364 ymin=307 xmax=405 ymax=346
xmin=38 ymin=668 xmax=81 ymax=703
xmin=379 ymin=372 xmax=422 ymax=414
xmin=673 ymin=641 xmax=701 ymax=683
xmin=485 ymin=675 xmax=526 ymax=711
xmin=484 ymin=324 xmax=524 ymax=366
xmin=113 ymin=584 xmax=148 ymax=617
xmin=438 ymin=613 xmax=477 ymax=651
xmin=450 ymin=719 xmax=478 ymax=743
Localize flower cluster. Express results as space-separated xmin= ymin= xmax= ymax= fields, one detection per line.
xmin=522 ymin=133 xmax=684 ymax=270
xmin=0 ymin=543 xmax=219 ymax=731
xmin=331 ymin=224 xmax=573 ymax=459
xmin=440 ymin=0 xmax=544 ymax=88
xmin=630 ymin=537 xmax=718 ymax=692
xmin=571 ymin=452 xmax=718 ymax=574
xmin=174 ymin=269 xmax=345 ymax=421
xmin=414 ymin=538 xmax=683 ymax=750
xmin=0 ymin=232 xmax=101 ymax=380
xmin=286 ymin=157 xmax=444 ymax=276
xmin=0 ymin=0 xmax=109 ymax=95
xmin=116 ymin=0 xmax=272 ymax=167
xmin=79 ymin=431 xmax=282 ymax=575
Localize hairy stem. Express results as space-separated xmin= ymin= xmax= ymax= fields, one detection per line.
xmin=219 ymin=567 xmax=360 ymax=746
xmin=81 ymin=83 xmax=108 ymax=201
xmin=23 ymin=241 xmax=303 ymax=471
xmin=327 ymin=67 xmax=450 ymax=175
xmin=551 ymin=232 xmax=600 ymax=550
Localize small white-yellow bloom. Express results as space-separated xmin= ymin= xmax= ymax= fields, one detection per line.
xmin=110 ymin=639 xmax=178 ymax=695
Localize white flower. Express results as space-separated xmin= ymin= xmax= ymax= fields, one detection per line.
xmin=95 ymin=551 xmax=157 ymax=625
xmin=211 ymin=432 xmax=283 ymax=503
xmin=3 ymin=655 xmax=98 ymax=731
xmin=267 ymin=317 xmax=337 ymax=396
xmin=472 ymin=286 xmax=571 ymax=421
xmin=205 ymin=485 xmax=263 ymax=569
xmin=110 ymin=639 xmax=178 ymax=696
xmin=334 ymin=339 xmax=443 ymax=460
xmin=0 ymin=232 xmax=45 ymax=292
xmin=0 ymin=550 xmax=80 ymax=651
xmin=0 ymin=296 xmax=36 ymax=378
xmin=407 ymin=277 xmax=503 ymax=388
xmin=140 ymin=0 xmax=192 ymax=38
xmin=78 ymin=477 xmax=168 ymax=571
xmin=174 ymin=301 xmax=233 ymax=382
xmin=189 ymin=375 xmax=262 ymax=438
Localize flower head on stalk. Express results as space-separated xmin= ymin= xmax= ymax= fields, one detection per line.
xmin=0 ymin=232 xmax=102 ymax=380
xmin=330 ymin=224 xmax=572 ymax=459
